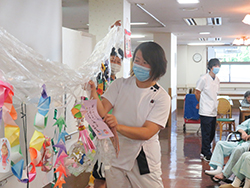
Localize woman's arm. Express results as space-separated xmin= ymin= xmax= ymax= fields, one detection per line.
xmin=104 ymin=114 xmax=162 ymax=140
xmin=88 ymin=80 xmax=112 ymax=118
xmin=194 ymin=89 xmax=201 ymax=109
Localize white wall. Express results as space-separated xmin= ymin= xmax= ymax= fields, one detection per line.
xmin=177 ymin=45 xmax=206 ymax=88
xmin=0 ymin=0 xmax=62 ymax=187
xmin=62 ymin=27 xmax=94 ymax=134
xmin=177 ymin=45 xmax=249 ymax=98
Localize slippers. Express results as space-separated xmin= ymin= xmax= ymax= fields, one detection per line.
xmin=205 ymin=171 xmax=233 ymax=184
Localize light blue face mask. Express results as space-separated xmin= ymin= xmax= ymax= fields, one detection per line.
xmin=212 ymin=67 xmax=220 ymax=74
xmin=132 ymin=63 xmax=151 ymax=82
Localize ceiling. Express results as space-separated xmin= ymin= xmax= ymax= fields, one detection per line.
xmin=62 ymin=0 xmax=250 ymax=48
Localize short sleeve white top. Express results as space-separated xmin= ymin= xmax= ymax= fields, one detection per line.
xmin=102 ymin=76 xmax=171 ymax=171
xmin=196 ymin=73 xmax=220 ymax=117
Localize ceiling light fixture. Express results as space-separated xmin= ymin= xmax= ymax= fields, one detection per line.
xmin=130 ymin=22 xmax=148 ymax=25
xmin=136 ymin=3 xmax=166 ymax=27
xmin=131 ymin=34 xmax=145 ymax=38
xmin=182 ymin=7 xmax=198 ymax=11
xmin=137 ymin=40 xmax=154 ymax=43
xmin=233 ymin=36 xmax=250 ymax=45
xmin=188 ymin=42 xmax=225 ymax=46
xmin=177 ymin=0 xmax=199 ymax=4
xmin=242 ymin=14 xmax=250 ymax=25
xmin=199 ymin=32 xmax=210 ymax=35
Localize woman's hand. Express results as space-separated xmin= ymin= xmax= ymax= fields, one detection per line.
xmin=241 ymin=131 xmax=249 ymax=141
xmin=103 ymin=114 xmax=118 ymax=129
xmin=88 ymin=80 xmax=98 ymax=99
xmin=111 ymin=20 xmax=121 ymax=28
xmin=88 ymin=80 xmax=96 ymax=92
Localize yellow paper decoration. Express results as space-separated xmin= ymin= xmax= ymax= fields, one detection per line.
xmin=5 ymin=124 xmax=20 ymax=147
xmin=29 ymin=130 xmax=45 ymax=151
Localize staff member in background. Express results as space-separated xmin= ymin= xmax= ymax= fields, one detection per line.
xmin=195 ymin=58 xmax=221 ymax=162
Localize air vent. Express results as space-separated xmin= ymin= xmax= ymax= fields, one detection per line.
xmin=199 ymin=38 xmax=207 ymax=41
xmin=207 ymin=17 xmax=222 ymax=26
xmin=199 ymin=37 xmax=221 ymax=41
xmin=208 ymin=37 xmax=221 ymax=41
xmin=184 ymin=17 xmax=222 ymax=26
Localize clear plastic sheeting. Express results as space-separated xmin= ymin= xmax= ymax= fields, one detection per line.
xmin=0 ymin=26 xmax=123 ymax=106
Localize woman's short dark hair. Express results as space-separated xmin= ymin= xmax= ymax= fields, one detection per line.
xmin=244 ymin=91 xmax=250 ymax=98
xmin=132 ymin=42 xmax=167 ymax=81
xmin=207 ymin=58 xmax=221 ymax=70
xmin=110 ymin=47 xmax=117 ymax=56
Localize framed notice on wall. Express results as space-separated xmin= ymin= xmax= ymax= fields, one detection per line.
xmin=124 ymin=29 xmax=132 ymax=58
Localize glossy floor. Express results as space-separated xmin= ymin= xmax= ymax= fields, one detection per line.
xmin=159 ymin=109 xmax=239 ymax=188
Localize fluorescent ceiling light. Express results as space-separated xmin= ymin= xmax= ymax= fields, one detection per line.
xmin=242 ymin=14 xmax=250 ymax=25
xmin=131 ymin=34 xmax=145 ymax=38
xmin=136 ymin=4 xmax=166 ymax=27
xmin=137 ymin=40 xmax=154 ymax=43
xmin=130 ymin=22 xmax=148 ymax=25
xmin=199 ymin=32 xmax=210 ymax=35
xmin=177 ymin=0 xmax=199 ymax=4
xmin=188 ymin=42 xmax=225 ymax=46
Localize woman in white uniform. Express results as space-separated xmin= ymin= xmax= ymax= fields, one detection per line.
xmin=89 ymin=42 xmax=170 ymax=188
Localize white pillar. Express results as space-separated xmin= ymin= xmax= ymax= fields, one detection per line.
xmin=154 ymin=33 xmax=177 ymax=113
xmin=89 ymin=0 xmax=131 ymax=78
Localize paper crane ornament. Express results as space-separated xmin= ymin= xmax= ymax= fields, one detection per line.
xmin=53 ymin=141 xmax=67 ymax=157
xmin=54 ymin=151 xmax=68 ymax=167
xmin=53 ymin=117 xmax=67 ymax=133
xmin=53 ymin=177 xmax=66 ymax=188
xmin=54 ymin=164 xmax=67 ymax=179
xmin=57 ymin=131 xmax=69 ymax=144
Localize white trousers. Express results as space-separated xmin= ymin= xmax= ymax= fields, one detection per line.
xmin=105 ymin=162 xmax=163 ymax=188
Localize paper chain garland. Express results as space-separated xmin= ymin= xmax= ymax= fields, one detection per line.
xmin=0 ymin=82 xmax=110 ymax=188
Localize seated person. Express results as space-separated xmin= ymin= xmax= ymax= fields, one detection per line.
xmin=205 ymin=118 xmax=250 ymax=181
xmin=241 ymin=91 xmax=250 ymax=107
xmin=220 ymin=151 xmax=250 ymax=188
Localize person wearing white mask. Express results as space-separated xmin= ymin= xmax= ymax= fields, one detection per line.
xmin=110 ymin=47 xmax=123 ymax=81
xmin=194 ymin=58 xmax=221 ymax=162
xmin=88 ymin=42 xmax=170 ymax=188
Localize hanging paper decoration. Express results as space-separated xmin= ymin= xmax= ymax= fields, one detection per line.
xmin=96 ymin=62 xmax=110 ymax=96
xmin=37 ymin=84 xmax=51 ymax=116
xmin=57 ymin=131 xmax=69 ymax=144
xmin=29 ymin=147 xmax=42 ymax=166
xmin=34 ymin=112 xmax=48 ymax=132
xmin=53 ymin=176 xmax=66 ymax=188
xmin=83 ymin=99 xmax=114 ymax=139
xmin=18 ymin=162 xmax=36 ymax=183
xmin=34 ymin=84 xmax=50 ymax=131
xmin=67 ymin=141 xmax=88 ymax=177
xmin=11 ymin=159 xmax=24 ymax=180
xmin=41 ymin=136 xmax=53 ymax=172
xmin=0 ymin=138 xmax=11 ymax=172
xmin=53 ymin=117 xmax=67 ymax=133
xmin=71 ymin=103 xmax=87 ymax=119
xmin=1 ymin=82 xmax=22 ymax=157
xmin=29 ymin=130 xmax=45 ymax=151
xmin=0 ymin=108 xmax=2 ymax=127
xmin=52 ymin=140 xmax=69 ymax=187
xmin=124 ymin=29 xmax=132 ymax=58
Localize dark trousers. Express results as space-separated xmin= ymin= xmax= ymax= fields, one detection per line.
xmin=200 ymin=115 xmax=216 ymax=157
